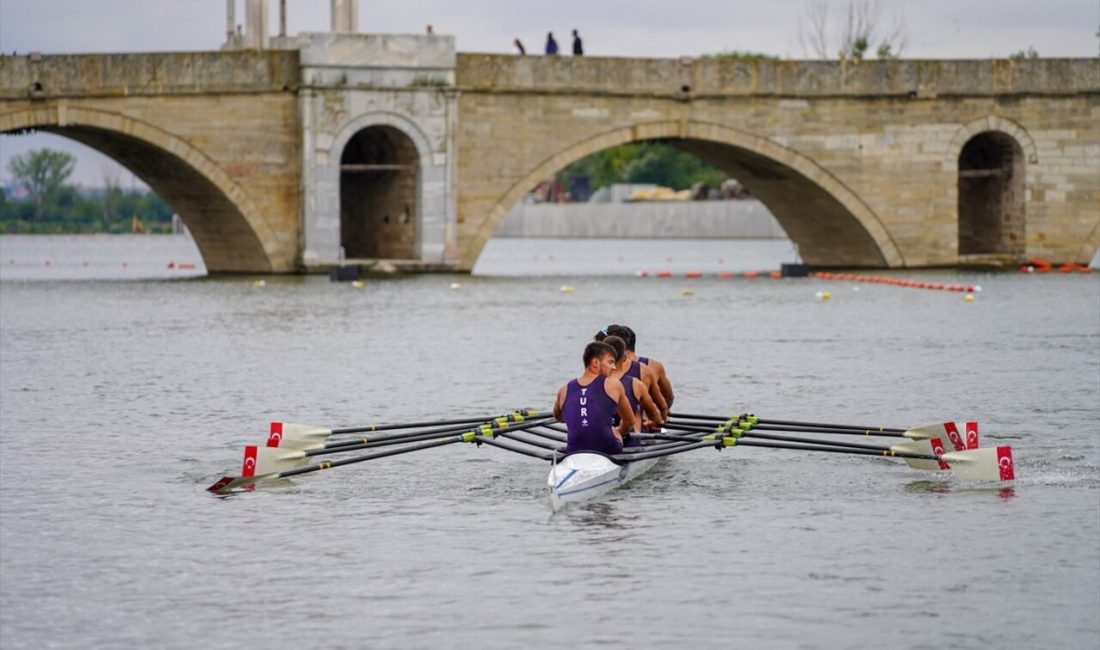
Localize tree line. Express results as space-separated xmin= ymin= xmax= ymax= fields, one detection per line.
xmin=1 ymin=149 xmax=174 ymax=234
xmin=561 ymin=141 xmax=729 ymax=196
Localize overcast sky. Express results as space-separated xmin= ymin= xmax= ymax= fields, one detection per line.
xmin=1 ymin=0 xmax=1097 ymax=186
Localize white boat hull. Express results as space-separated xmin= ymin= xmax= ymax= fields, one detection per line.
xmin=547 ymin=452 xmax=660 ymax=511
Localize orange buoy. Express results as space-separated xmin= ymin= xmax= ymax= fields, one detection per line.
xmin=743 ymin=271 xmax=759 ymax=279
xmin=717 ymin=271 xmax=735 ymax=279
xmin=684 ymin=271 xmax=702 ymax=279
xmin=657 ymin=270 xmax=672 ymax=278
xmin=1029 ymin=257 xmax=1053 ymax=272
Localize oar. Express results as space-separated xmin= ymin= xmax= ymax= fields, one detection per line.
xmin=538 ymin=421 xmax=712 ymax=457
xmin=669 ymin=414 xmax=971 ymax=447
xmin=208 ymin=432 xmax=476 ymax=494
xmin=625 ymin=432 xmax=1015 ymax=482
xmin=669 ymin=412 xmax=907 ymax=433
xmin=252 ymin=414 xmax=555 ymax=475
xmin=269 ymin=409 xmax=545 ymax=449
xmin=274 ymin=414 xmax=548 ymax=453
xmin=716 ymin=436 xmax=1013 ymax=482
xmin=651 ymin=424 xmax=943 ymax=471
xmin=208 ymin=416 xmax=554 ymax=494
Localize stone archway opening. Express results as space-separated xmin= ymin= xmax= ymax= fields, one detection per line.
xmin=958 ymin=131 xmax=1025 ymax=257
xmin=463 ymin=121 xmax=901 ymax=270
xmin=4 ymin=126 xmax=275 ymax=272
xmin=340 ymin=125 xmax=419 ymax=259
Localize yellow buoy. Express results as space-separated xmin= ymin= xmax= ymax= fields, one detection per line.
xmin=352 ymin=280 xmax=365 ymax=289
xmin=681 ymin=288 xmax=695 ymax=296
xmin=964 ymin=294 xmax=974 ymax=302
xmin=450 ymin=282 xmax=462 ymax=290
xmin=560 ymin=285 xmax=575 ymax=293
xmin=253 ymin=279 xmax=266 ymax=287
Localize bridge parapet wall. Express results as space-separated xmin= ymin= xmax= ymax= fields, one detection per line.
xmin=456 ymin=55 xmax=1100 ymax=98
xmin=0 ymin=51 xmax=299 ymax=99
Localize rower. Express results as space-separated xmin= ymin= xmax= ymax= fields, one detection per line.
xmin=602 ymin=334 xmax=664 ymax=442
xmin=597 ymin=324 xmax=670 ymax=419
xmin=553 ymin=341 xmax=635 ymax=455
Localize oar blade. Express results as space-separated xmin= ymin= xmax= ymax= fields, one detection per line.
xmin=942 ymin=446 xmax=1016 ymax=482
xmin=267 ymin=422 xmax=333 ymax=448
xmin=207 ymin=445 xmax=294 ymax=494
xmin=891 ymin=439 xmax=946 ymax=471
xmin=255 ymin=446 xmax=309 ymax=475
xmin=206 ymin=473 xmax=269 ymax=494
xmin=904 ymin=422 xmax=966 ymax=450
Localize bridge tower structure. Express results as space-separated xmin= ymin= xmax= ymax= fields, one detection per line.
xmin=297 ymin=33 xmax=458 ymax=269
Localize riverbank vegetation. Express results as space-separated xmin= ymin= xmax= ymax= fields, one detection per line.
xmin=560 ymin=142 xmax=728 ymax=197
xmin=2 ymin=148 xmax=173 ymax=234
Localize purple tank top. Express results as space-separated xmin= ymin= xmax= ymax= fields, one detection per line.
xmin=562 ymin=376 xmax=622 ymax=455
xmin=620 ymin=376 xmax=640 ymax=416
xmin=639 ymin=356 xmax=650 ymax=365
xmin=625 ymin=359 xmax=642 ymax=380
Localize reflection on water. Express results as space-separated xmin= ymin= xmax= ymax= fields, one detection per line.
xmin=902 ymin=480 xmax=1018 ymax=501
xmin=553 ymin=501 xmax=634 ymax=531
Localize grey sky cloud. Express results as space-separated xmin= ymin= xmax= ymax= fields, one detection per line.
xmin=1 ymin=0 xmax=1097 ymax=185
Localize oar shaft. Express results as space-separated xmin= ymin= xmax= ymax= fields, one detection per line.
xmin=279 ymin=435 xmax=466 ymax=478
xmin=318 ymin=415 xmax=555 ymax=454
xmin=287 ymin=417 xmax=556 ymax=476
xmin=730 ymin=438 xmax=938 ymax=461
xmin=757 ymin=418 xmax=905 ymax=434
xmin=331 ymin=413 xmax=539 ymax=435
xmin=664 ymin=422 xmax=898 ymax=452
xmin=474 ymin=435 xmax=555 ymax=461
xmin=609 ymin=440 xmax=718 ymax=461
xmin=669 ymin=412 xmax=905 ymax=434
xmin=545 ymin=422 xmax=717 ymax=457
xmin=669 ymin=418 xmax=907 ymax=438
xmin=497 ymin=431 xmax=565 ymax=452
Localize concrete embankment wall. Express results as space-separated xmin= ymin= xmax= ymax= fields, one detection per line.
xmin=495 ymin=199 xmax=787 ymax=239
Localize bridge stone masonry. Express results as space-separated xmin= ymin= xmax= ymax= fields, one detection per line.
xmin=1 ymin=35 xmax=1097 ymax=273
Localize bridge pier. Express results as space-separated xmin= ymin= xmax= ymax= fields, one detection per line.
xmin=297 ymin=33 xmax=459 ymax=272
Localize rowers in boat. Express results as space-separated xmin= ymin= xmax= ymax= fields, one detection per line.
xmin=597 ymin=324 xmax=671 ymax=420
xmin=549 ymin=340 xmax=669 ymax=508
xmin=601 ymin=334 xmax=664 ymax=440
xmin=552 ymin=340 xmax=634 ymax=455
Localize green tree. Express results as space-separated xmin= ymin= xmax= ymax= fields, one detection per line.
xmin=561 ymin=142 xmax=726 ymax=193
xmin=7 ymin=149 xmax=76 ymax=220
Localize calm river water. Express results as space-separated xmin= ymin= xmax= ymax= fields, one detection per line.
xmin=1 ymin=235 xmax=1098 ymax=649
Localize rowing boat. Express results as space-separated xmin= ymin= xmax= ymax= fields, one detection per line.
xmin=206 ymin=411 xmax=1016 ymax=502
xmin=547 ymin=451 xmax=661 ymax=511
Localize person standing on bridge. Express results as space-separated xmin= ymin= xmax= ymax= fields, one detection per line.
xmin=554 ymin=341 xmax=634 ymax=455
xmin=545 ymin=32 xmax=559 ymax=55
xmin=514 ymin=38 xmax=526 ymax=55
xmin=572 ymin=29 xmax=584 ymax=55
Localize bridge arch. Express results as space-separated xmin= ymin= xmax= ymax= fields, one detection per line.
xmin=464 ymin=119 xmax=902 ymax=269
xmin=957 ymin=131 xmax=1027 ymax=258
xmin=948 ymin=116 xmax=1037 ymax=263
xmin=0 ymin=105 xmax=284 ymax=272
xmin=947 ymin=115 xmax=1038 ymax=167
xmin=326 ymin=111 xmax=435 ymax=260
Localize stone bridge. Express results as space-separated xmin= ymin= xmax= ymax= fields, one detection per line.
xmin=1 ymin=35 xmax=1097 ymax=273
